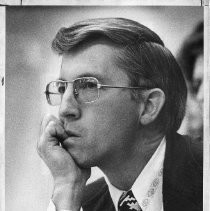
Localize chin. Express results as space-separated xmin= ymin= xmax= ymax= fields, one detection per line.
xmin=70 ymin=151 xmax=97 ymax=169
xmin=76 ymin=159 xmax=96 ymax=169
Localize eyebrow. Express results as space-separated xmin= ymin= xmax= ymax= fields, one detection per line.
xmin=58 ymin=72 xmax=107 ymax=83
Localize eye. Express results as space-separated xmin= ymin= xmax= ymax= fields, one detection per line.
xmin=56 ymin=82 xmax=66 ymax=94
xmin=85 ymin=81 xmax=97 ymax=88
xmin=77 ymin=78 xmax=97 ymax=89
xmin=192 ymin=79 xmax=202 ymax=94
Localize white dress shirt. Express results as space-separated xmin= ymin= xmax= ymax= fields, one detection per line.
xmin=47 ymin=138 xmax=166 ymax=211
xmin=105 ymin=138 xmax=166 ymax=211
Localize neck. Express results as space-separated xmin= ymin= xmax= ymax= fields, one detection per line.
xmin=99 ymin=131 xmax=164 ymax=190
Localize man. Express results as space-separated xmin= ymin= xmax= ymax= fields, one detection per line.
xmin=177 ymin=21 xmax=203 ymax=139
xmin=37 ymin=18 xmax=202 ymax=211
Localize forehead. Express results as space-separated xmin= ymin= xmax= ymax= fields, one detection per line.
xmin=59 ymin=41 xmax=129 ymax=83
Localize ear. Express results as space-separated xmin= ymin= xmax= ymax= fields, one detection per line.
xmin=139 ymin=88 xmax=165 ymax=125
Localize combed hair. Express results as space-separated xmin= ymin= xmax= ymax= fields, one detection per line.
xmin=52 ymin=17 xmax=187 ymax=134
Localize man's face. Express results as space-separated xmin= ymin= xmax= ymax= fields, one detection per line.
xmin=58 ymin=42 xmax=141 ymax=168
xmin=192 ymin=54 xmax=203 ymax=105
xmin=187 ymin=54 xmax=203 ymax=137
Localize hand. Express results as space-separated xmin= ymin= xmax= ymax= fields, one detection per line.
xmin=37 ymin=114 xmax=91 ymax=210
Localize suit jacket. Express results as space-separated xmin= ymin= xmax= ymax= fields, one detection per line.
xmin=81 ymin=132 xmax=203 ymax=211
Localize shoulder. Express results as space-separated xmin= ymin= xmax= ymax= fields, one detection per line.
xmin=82 ymin=177 xmax=108 ymax=203
xmin=163 ymin=132 xmax=203 ymax=207
xmin=82 ymin=177 xmax=114 ymax=211
xmin=84 ymin=177 xmax=108 ymax=202
xmin=167 ymin=132 xmax=203 ymax=170
xmin=164 ymin=132 xmax=203 ymax=186
xmin=183 ymin=134 xmax=202 ymax=167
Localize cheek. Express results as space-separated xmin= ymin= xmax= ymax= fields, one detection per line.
xmin=83 ymin=97 xmax=139 ymax=144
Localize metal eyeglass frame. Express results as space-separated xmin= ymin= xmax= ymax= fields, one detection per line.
xmin=45 ymin=76 xmax=149 ymax=105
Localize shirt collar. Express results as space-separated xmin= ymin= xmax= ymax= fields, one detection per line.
xmin=105 ymin=137 xmax=166 ymax=211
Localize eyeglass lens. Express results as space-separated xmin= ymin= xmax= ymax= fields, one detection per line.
xmin=46 ymin=77 xmax=99 ymax=105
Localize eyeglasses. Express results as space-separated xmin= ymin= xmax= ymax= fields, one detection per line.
xmin=45 ymin=77 xmax=148 ymax=106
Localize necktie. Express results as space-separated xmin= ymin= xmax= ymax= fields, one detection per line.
xmin=118 ymin=190 xmax=142 ymax=211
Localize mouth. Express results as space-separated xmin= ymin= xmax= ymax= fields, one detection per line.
xmin=61 ymin=130 xmax=81 ymax=149
xmin=65 ymin=130 xmax=80 ymax=138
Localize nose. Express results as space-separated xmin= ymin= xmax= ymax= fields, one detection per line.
xmin=59 ymin=87 xmax=81 ymax=121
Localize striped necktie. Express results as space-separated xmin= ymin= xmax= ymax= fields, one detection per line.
xmin=118 ymin=190 xmax=142 ymax=211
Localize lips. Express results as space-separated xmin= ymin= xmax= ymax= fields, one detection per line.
xmin=61 ymin=129 xmax=81 ymax=148
xmin=65 ymin=129 xmax=80 ymax=138
xmin=62 ymin=121 xmax=82 ymax=140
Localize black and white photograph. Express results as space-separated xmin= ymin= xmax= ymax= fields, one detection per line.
xmin=1 ymin=2 xmax=209 ymax=211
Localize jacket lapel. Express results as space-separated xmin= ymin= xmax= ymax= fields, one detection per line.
xmin=82 ymin=132 xmax=202 ymax=211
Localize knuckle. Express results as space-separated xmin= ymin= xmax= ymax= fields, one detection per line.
xmin=46 ymin=121 xmax=57 ymax=135
xmin=37 ymin=133 xmax=49 ymax=157
xmin=40 ymin=114 xmax=56 ymax=132
xmin=37 ymin=137 xmax=45 ymax=156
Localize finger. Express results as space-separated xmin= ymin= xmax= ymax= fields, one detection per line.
xmin=40 ymin=114 xmax=58 ymax=135
xmin=45 ymin=120 xmax=68 ymax=142
xmin=38 ymin=119 xmax=68 ymax=157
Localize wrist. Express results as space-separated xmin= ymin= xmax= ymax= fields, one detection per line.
xmin=56 ymin=210 xmax=73 ymax=211
xmin=52 ymin=183 xmax=84 ymax=211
